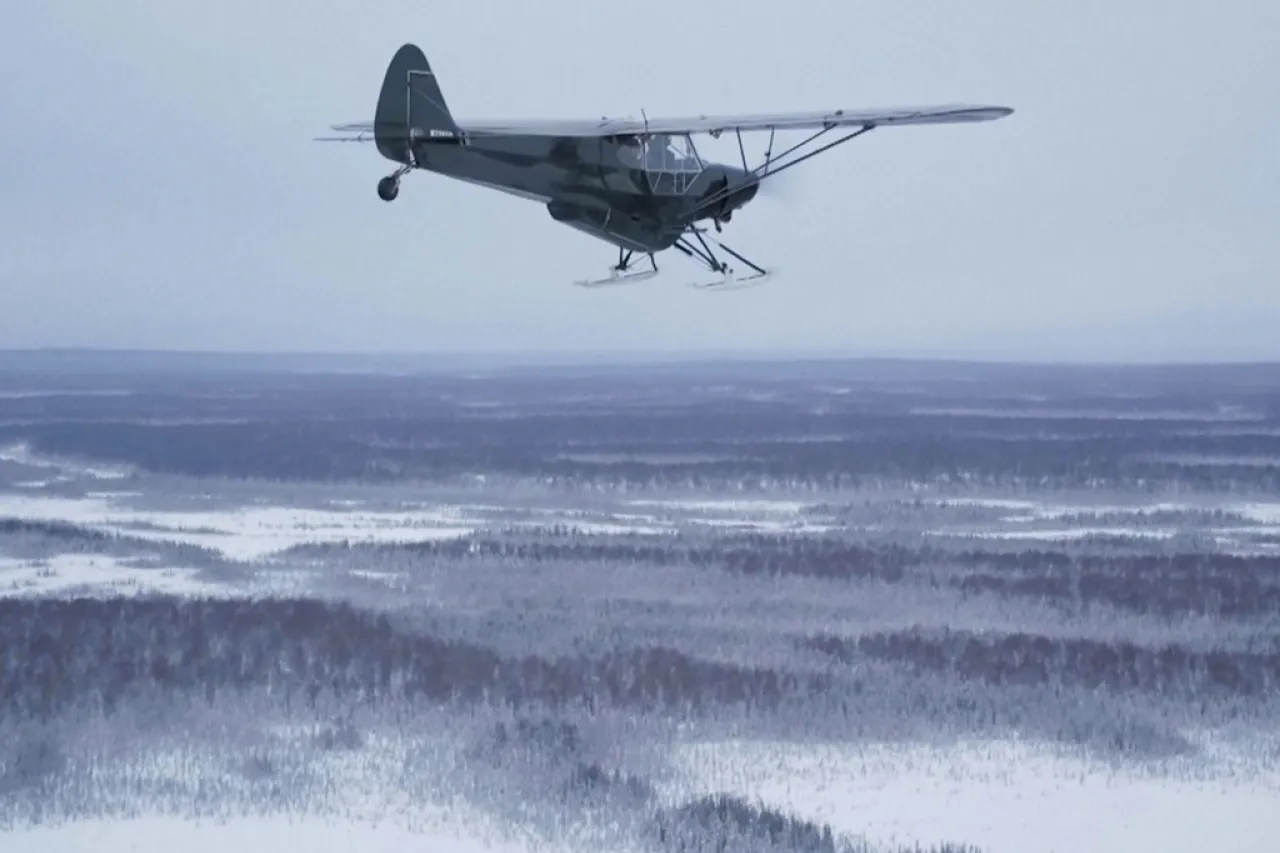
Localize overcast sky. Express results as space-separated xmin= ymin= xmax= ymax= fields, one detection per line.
xmin=2 ymin=1 xmax=1277 ymax=361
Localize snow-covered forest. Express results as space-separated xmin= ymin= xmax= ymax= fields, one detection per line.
xmin=2 ymin=355 xmax=1279 ymax=853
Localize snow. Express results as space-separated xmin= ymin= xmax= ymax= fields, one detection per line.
xmin=0 ymin=441 xmax=132 ymax=480
xmin=510 ymin=519 xmax=674 ymax=536
xmin=685 ymin=517 xmax=837 ymax=534
xmin=945 ymin=527 xmax=1181 ymax=541
xmin=349 ymin=569 xmax=401 ymax=582
xmin=0 ymin=493 xmax=478 ymax=561
xmin=7 ymin=417 xmax=1280 ymax=853
xmin=918 ymin=496 xmax=1280 ymax=547
xmin=929 ymin=497 xmax=1041 ymax=512
xmin=622 ymin=497 xmax=832 ymax=533
xmin=7 ymin=734 xmax=1276 ymax=853
xmin=666 ymin=737 xmax=1280 ymax=853
xmin=1029 ymin=502 xmax=1197 ymax=519
xmin=1 ymin=813 xmax=602 ymax=853
xmin=1237 ymin=502 xmax=1280 ymax=525
xmin=927 ymin=496 xmax=1280 ymax=530
xmin=0 ymin=390 xmax=133 ymax=400
xmin=0 ymin=489 xmax=842 ymax=565
xmin=0 ymin=554 xmax=227 ymax=598
xmin=909 ymin=407 xmax=1265 ymax=422
xmin=628 ymin=498 xmax=812 ymax=514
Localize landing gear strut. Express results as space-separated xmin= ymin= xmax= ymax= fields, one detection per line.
xmin=572 ymin=233 xmax=769 ymax=291
xmin=573 ymin=248 xmax=659 ymax=288
xmin=674 ymin=228 xmax=770 ymax=291
xmin=377 ymin=163 xmax=412 ymax=202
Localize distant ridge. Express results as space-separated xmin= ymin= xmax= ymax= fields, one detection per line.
xmin=1 ymin=347 xmax=1278 ymax=376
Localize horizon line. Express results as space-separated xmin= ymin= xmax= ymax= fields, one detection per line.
xmin=2 ymin=346 xmax=1279 ymax=370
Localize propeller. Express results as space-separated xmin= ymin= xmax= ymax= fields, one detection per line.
xmin=703 ymin=167 xmax=801 ymax=231
xmin=753 ymin=169 xmax=801 ymax=204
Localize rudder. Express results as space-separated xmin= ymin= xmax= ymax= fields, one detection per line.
xmin=374 ymin=43 xmax=460 ymax=163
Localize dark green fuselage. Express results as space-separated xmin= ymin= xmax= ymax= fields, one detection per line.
xmin=395 ymin=134 xmax=757 ymax=253
xmin=370 ymin=44 xmax=757 ymax=255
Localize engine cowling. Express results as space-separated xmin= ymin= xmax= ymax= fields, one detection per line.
xmin=709 ymin=173 xmax=760 ymax=224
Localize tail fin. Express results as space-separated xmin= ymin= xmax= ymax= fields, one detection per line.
xmin=374 ymin=43 xmax=461 ymax=163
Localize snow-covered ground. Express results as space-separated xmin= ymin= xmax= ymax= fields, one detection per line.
xmin=923 ymin=496 xmax=1280 ymax=550
xmin=8 ymin=732 xmax=1276 ymax=853
xmin=908 ymin=406 xmax=1266 ymax=422
xmin=12 ymin=439 xmax=1280 ymax=559
xmin=0 ymin=487 xmax=830 ymax=564
xmin=0 ymin=492 xmax=479 ymax=561
xmin=667 ymin=736 xmax=1280 ymax=853
xmin=931 ymin=496 xmax=1280 ymax=527
xmin=0 ymin=441 xmax=133 ymax=484
xmin=2 ymin=813 xmax=603 ymax=853
xmin=0 ymin=554 xmax=227 ymax=598
xmin=5 ymin=440 xmax=1280 ymax=852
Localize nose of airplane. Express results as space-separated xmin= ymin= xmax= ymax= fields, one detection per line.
xmin=725 ymin=170 xmax=760 ymax=211
xmin=716 ymin=166 xmax=752 ymax=211
xmin=697 ymin=166 xmax=762 ymax=227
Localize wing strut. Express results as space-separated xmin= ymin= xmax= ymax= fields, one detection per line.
xmin=692 ymin=123 xmax=876 ymax=221
xmin=671 ymin=123 xmax=878 ymax=288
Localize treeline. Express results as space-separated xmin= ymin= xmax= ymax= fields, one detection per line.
xmin=804 ymin=630 xmax=1280 ymax=698
xmin=7 ymin=411 xmax=1280 ymax=489
xmin=0 ymin=517 xmax=225 ymax=564
xmin=650 ymin=792 xmax=984 ymax=853
xmin=649 ymin=795 xmax=845 ymax=853
xmin=0 ymin=597 xmax=824 ymax=722
xmin=294 ymin=533 xmax=918 ymax=584
xmin=0 ymin=518 xmax=114 ymax=543
xmin=951 ymin=549 xmax=1280 ymax=617
xmin=297 ymin=532 xmax=1280 ymax=616
xmin=4 ymin=708 xmax=984 ymax=853
xmin=467 ymin=719 xmax=888 ymax=853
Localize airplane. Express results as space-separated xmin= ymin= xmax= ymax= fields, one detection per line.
xmin=318 ymin=43 xmax=1012 ymax=290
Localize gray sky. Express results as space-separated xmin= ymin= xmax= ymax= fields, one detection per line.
xmin=2 ymin=0 xmax=1278 ymax=361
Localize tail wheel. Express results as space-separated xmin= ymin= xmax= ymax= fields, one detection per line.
xmin=377 ymin=176 xmax=399 ymax=202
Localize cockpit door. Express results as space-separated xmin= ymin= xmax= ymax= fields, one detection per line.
xmin=641 ymin=133 xmax=704 ymax=194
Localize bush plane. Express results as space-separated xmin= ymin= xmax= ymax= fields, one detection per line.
xmin=318 ymin=43 xmax=1012 ymax=290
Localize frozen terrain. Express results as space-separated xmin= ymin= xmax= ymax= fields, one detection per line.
xmin=3 ymin=354 xmax=1279 ymax=852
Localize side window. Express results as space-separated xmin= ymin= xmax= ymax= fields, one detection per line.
xmin=615 ymin=137 xmax=645 ymax=169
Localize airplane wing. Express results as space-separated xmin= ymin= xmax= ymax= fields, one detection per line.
xmin=326 ymin=104 xmax=1011 ymax=139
